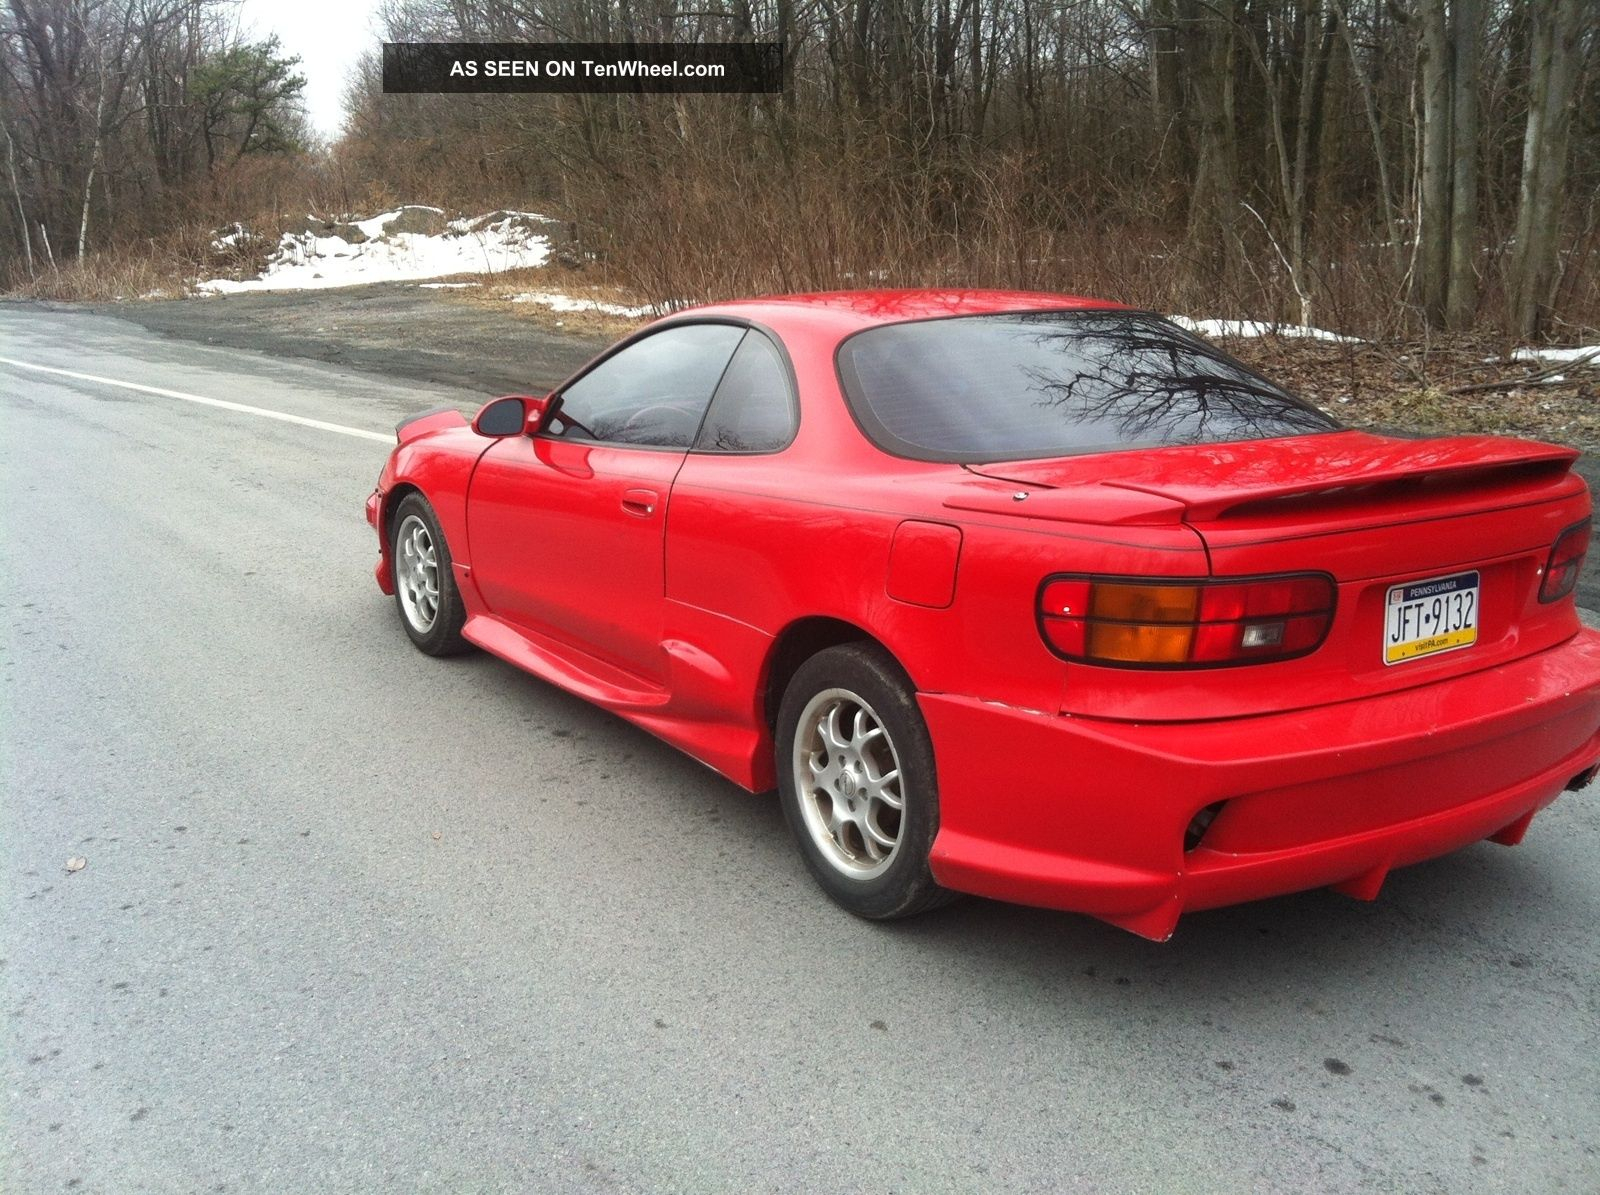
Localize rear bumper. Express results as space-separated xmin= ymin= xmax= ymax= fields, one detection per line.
xmin=921 ymin=628 xmax=1600 ymax=940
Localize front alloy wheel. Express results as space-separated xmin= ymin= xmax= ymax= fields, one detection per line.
xmin=396 ymin=513 xmax=441 ymax=633
xmin=389 ymin=493 xmax=468 ymax=656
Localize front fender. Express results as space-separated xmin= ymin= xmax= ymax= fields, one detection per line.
xmin=369 ymin=425 xmax=488 ymax=594
xmin=396 ymin=405 xmax=468 ymax=444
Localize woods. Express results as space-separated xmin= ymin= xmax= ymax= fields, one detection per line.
xmin=0 ymin=0 xmax=305 ymax=282
xmin=4 ymin=0 xmax=1597 ymax=341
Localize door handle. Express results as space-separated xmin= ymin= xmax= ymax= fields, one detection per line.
xmin=621 ymin=488 xmax=659 ymax=518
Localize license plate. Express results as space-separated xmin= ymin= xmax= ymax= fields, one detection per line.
xmin=1384 ymin=571 xmax=1479 ymax=665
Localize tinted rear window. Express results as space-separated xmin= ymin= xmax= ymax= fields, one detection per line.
xmin=835 ymin=311 xmax=1339 ymax=462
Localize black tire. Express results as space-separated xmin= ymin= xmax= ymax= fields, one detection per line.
xmin=776 ymin=643 xmax=957 ymax=919
xmin=389 ymin=493 xmax=469 ymax=657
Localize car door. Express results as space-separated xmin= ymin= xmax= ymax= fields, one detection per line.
xmin=467 ymin=321 xmax=745 ymax=682
xmin=665 ymin=327 xmax=803 ymax=632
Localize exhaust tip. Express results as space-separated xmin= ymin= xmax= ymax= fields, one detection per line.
xmin=1565 ymin=764 xmax=1598 ymax=793
xmin=1184 ymin=801 xmax=1228 ymax=852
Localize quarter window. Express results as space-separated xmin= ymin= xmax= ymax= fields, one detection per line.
xmin=551 ymin=323 xmax=745 ymax=448
xmin=693 ymin=331 xmax=796 ymax=454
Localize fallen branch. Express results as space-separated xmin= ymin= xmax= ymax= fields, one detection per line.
xmin=1448 ymin=349 xmax=1599 ymax=395
xmin=1449 ymin=375 xmax=1587 ymax=395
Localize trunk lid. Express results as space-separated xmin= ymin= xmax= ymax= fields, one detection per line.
xmin=967 ymin=431 xmax=1590 ymax=720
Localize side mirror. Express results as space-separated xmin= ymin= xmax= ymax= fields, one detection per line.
xmin=522 ymin=393 xmax=553 ymax=435
xmin=472 ymin=394 xmax=553 ymax=437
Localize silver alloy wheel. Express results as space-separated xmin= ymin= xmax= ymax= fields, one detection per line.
xmin=791 ymin=687 xmax=905 ymax=880
xmin=395 ymin=513 xmax=441 ymax=632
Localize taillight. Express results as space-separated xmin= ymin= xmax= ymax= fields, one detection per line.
xmin=1539 ymin=518 xmax=1591 ymax=603
xmin=1038 ymin=574 xmax=1335 ymax=667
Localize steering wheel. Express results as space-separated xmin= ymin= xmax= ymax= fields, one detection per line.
xmin=620 ymin=403 xmax=700 ymax=443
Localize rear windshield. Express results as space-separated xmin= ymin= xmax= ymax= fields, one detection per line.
xmin=835 ymin=310 xmax=1340 ymax=462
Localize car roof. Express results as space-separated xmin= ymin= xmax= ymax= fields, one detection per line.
xmin=675 ymin=289 xmax=1128 ymax=337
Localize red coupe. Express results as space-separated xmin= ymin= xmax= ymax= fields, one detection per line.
xmin=366 ymin=290 xmax=1600 ymax=939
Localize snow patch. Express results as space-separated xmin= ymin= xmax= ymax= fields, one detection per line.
xmin=351 ymin=207 xmax=443 ymax=239
xmin=418 ymin=282 xmax=480 ymax=289
xmin=351 ymin=209 xmax=402 ymax=239
xmin=196 ymin=209 xmax=551 ymax=294
xmin=210 ymin=222 xmax=249 ymax=251
xmin=1511 ymin=345 xmax=1600 ymax=367
xmin=449 ymin=210 xmax=551 ymax=234
xmin=508 ymin=291 xmax=653 ymax=318
xmin=1167 ymin=314 xmax=1361 ymax=343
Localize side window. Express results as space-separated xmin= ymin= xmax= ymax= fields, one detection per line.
xmin=551 ymin=323 xmax=744 ymax=448
xmin=693 ymin=330 xmax=797 ymax=454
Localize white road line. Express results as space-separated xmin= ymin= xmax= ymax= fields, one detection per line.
xmin=0 ymin=354 xmax=393 ymax=443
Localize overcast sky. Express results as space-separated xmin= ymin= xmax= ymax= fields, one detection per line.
xmin=239 ymin=0 xmax=385 ymax=141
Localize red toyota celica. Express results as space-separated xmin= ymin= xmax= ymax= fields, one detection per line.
xmin=366 ymin=290 xmax=1600 ymax=940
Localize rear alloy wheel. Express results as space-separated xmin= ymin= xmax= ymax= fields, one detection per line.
xmin=777 ymin=644 xmax=954 ymax=919
xmin=390 ymin=494 xmax=468 ymax=656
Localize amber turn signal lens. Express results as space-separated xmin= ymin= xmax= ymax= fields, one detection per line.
xmin=1089 ymin=583 xmax=1199 ymax=624
xmin=1086 ymin=620 xmax=1195 ymax=664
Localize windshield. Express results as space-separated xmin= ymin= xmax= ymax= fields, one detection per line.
xmin=835 ymin=310 xmax=1340 ymax=462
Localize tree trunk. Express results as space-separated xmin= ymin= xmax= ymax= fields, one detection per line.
xmin=1445 ymin=0 xmax=1481 ymax=328
xmin=2 ymin=115 xmax=35 ymax=280
xmin=78 ymin=52 xmax=108 ymax=259
xmin=1149 ymin=0 xmax=1183 ymax=120
xmin=1147 ymin=0 xmax=1186 ymax=207
xmin=1331 ymin=0 xmax=1401 ymax=275
xmin=1289 ymin=1 xmax=1339 ymax=307
xmin=1181 ymin=0 xmax=1245 ymax=275
xmin=1415 ymin=0 xmax=1452 ymax=327
xmin=1509 ymin=0 xmax=1585 ymax=339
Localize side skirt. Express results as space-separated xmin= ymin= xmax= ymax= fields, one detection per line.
xmin=461 ymin=613 xmax=768 ymax=791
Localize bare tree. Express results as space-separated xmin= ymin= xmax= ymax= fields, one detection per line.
xmin=1 ymin=106 xmax=35 ymax=277
xmin=0 ymin=0 xmax=307 ymax=270
xmin=6 ymin=0 xmax=1599 ymax=344
xmin=1507 ymin=0 xmax=1588 ymax=337
xmin=1445 ymin=0 xmax=1480 ymax=327
xmin=1415 ymin=0 xmax=1452 ymax=325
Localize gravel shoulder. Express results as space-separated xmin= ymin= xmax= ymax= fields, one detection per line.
xmin=37 ymin=286 xmax=1600 ymax=611
xmin=81 ymin=283 xmax=611 ymax=396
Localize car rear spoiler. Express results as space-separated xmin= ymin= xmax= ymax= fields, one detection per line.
xmin=1106 ymin=436 xmax=1581 ymax=522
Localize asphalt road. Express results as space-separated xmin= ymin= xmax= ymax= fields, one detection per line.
xmin=3 ymin=304 xmax=1598 ymax=1193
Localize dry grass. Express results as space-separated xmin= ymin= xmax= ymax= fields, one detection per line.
xmin=4 ymin=215 xmax=286 ymax=302
xmin=0 ymin=148 xmax=366 ymax=298
xmin=554 ymin=131 xmax=1600 ymax=347
xmin=8 ymin=243 xmax=198 ymax=302
xmin=456 ymin=264 xmax=655 ymax=339
xmin=1227 ymin=336 xmax=1600 ymax=448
